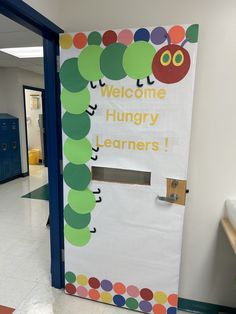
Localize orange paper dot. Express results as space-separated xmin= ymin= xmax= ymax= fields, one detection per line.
xmin=168 ymin=25 xmax=185 ymax=44
xmin=73 ymin=32 xmax=87 ymax=49
xmin=113 ymin=282 xmax=126 ymax=294
xmin=89 ymin=289 xmax=100 ymax=301
xmin=168 ymin=293 xmax=178 ymax=306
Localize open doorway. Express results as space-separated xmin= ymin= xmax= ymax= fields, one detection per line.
xmin=23 ymin=86 xmax=48 ymax=177
xmin=0 ymin=2 xmax=64 ymax=301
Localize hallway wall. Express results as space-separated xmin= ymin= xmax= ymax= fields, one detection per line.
xmin=24 ymin=0 xmax=236 ymax=307
xmin=0 ymin=67 xmax=44 ymax=173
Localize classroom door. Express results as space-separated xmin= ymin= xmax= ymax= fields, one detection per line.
xmin=60 ymin=24 xmax=198 ymax=314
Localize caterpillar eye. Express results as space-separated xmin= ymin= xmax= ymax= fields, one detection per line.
xmin=160 ymin=50 xmax=171 ymax=66
xmin=173 ymin=50 xmax=184 ymax=67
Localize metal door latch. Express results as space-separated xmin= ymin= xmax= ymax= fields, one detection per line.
xmin=157 ymin=193 xmax=178 ymax=203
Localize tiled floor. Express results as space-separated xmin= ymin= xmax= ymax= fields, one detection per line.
xmin=0 ymin=165 xmax=187 ymax=314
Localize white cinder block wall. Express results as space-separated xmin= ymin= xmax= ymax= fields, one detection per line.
xmin=24 ymin=0 xmax=236 ymax=307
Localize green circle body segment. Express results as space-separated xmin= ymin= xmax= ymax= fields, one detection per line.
xmin=78 ymin=45 xmax=104 ymax=81
xmin=64 ymin=204 xmax=91 ymax=229
xmin=61 ymin=87 xmax=90 ymax=114
xmin=123 ymin=41 xmax=156 ymax=79
xmin=64 ymin=163 xmax=91 ymax=190
xmin=64 ymin=138 xmax=92 ymax=164
xmin=59 ymin=58 xmax=88 ymax=92
xmin=64 ymin=224 xmax=91 ymax=247
xmin=68 ymin=188 xmax=96 ymax=214
xmin=100 ymin=43 xmax=127 ymax=80
xmin=62 ymin=112 xmax=90 ymax=140
xmin=65 ymin=271 xmax=76 ymax=283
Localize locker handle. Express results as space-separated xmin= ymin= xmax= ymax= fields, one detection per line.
xmin=12 ymin=142 xmax=17 ymax=150
xmin=157 ymin=193 xmax=179 ymax=203
xmin=2 ymin=143 xmax=7 ymax=151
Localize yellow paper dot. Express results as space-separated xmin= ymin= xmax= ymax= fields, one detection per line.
xmin=100 ymin=292 xmax=112 ymax=303
xmin=60 ymin=34 xmax=73 ymax=49
xmin=77 ymin=274 xmax=88 ymax=286
xmin=154 ymin=291 xmax=167 ymax=304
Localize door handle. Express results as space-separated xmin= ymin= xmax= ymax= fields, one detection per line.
xmin=157 ymin=193 xmax=179 ymax=203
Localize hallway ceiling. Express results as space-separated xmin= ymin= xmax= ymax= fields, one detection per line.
xmin=0 ymin=14 xmax=44 ymax=75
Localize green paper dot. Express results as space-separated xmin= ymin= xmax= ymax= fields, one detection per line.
xmin=64 ymin=163 xmax=91 ymax=190
xmin=64 ymin=224 xmax=91 ymax=247
xmin=62 ymin=112 xmax=90 ymax=140
xmin=88 ymin=31 xmax=102 ymax=45
xmin=100 ymin=43 xmax=127 ymax=80
xmin=68 ymin=188 xmax=96 ymax=214
xmin=123 ymin=41 xmax=156 ymax=79
xmin=64 ymin=204 xmax=91 ymax=229
xmin=65 ymin=271 xmax=76 ymax=283
xmin=61 ymin=88 xmax=90 ymax=114
xmin=126 ymin=298 xmax=139 ymax=310
xmin=59 ymin=58 xmax=88 ymax=92
xmin=186 ymin=24 xmax=199 ymax=43
xmin=78 ymin=45 xmax=103 ymax=81
xmin=64 ymin=138 xmax=92 ymax=165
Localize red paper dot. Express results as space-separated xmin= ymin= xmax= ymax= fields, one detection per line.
xmin=89 ymin=289 xmax=100 ymax=300
xmin=168 ymin=294 xmax=178 ymax=306
xmin=88 ymin=277 xmax=100 ymax=289
xmin=140 ymin=288 xmax=153 ymax=301
xmin=102 ymin=30 xmax=117 ymax=46
xmin=73 ymin=32 xmax=87 ymax=49
xmin=65 ymin=283 xmax=76 ymax=294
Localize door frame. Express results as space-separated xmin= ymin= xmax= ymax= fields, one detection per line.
xmin=23 ymin=85 xmax=46 ymax=174
xmin=0 ymin=0 xmax=64 ymax=288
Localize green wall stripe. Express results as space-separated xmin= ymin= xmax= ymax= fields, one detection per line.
xmin=178 ymin=298 xmax=236 ymax=314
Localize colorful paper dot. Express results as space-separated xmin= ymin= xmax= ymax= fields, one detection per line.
xmin=139 ymin=300 xmax=152 ymax=312
xmin=113 ymin=295 xmax=126 ymax=307
xmin=77 ymin=286 xmax=88 ymax=298
xmin=126 ymin=297 xmax=139 ymax=310
xmin=154 ymin=291 xmax=168 ymax=304
xmin=117 ymin=29 xmax=133 ymax=45
xmin=88 ymin=277 xmax=100 ymax=289
xmin=151 ymin=27 xmax=168 ymax=45
xmin=102 ymin=30 xmax=117 ymax=46
xmin=77 ymin=274 xmax=88 ymax=286
xmin=101 ymin=292 xmax=112 ymax=303
xmin=153 ymin=304 xmax=167 ymax=314
xmin=89 ymin=289 xmax=100 ymax=301
xmin=60 ymin=33 xmax=73 ymax=49
xmin=88 ymin=31 xmax=102 ymax=45
xmin=127 ymin=285 xmax=139 ymax=297
xmin=113 ymin=282 xmax=126 ymax=294
xmin=140 ymin=288 xmax=153 ymax=301
xmin=101 ymin=279 xmax=113 ymax=291
xmin=186 ymin=24 xmax=199 ymax=43
xmin=167 ymin=307 xmax=177 ymax=314
xmin=73 ymin=32 xmax=87 ymax=49
xmin=65 ymin=283 xmax=76 ymax=295
xmin=65 ymin=271 xmax=76 ymax=283
xmin=168 ymin=294 xmax=178 ymax=307
xmin=134 ymin=28 xmax=150 ymax=42
xmin=168 ymin=25 xmax=185 ymax=44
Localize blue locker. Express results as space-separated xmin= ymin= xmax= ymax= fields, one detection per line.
xmin=0 ymin=114 xmax=22 ymax=183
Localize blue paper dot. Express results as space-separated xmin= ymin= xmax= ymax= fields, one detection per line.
xmin=113 ymin=295 xmax=126 ymax=307
xmin=167 ymin=307 xmax=177 ymax=314
xmin=134 ymin=28 xmax=150 ymax=42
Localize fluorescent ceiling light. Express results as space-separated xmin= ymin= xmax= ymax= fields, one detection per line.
xmin=0 ymin=46 xmax=43 ymax=58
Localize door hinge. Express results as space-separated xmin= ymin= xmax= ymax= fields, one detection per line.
xmin=57 ymin=55 xmax=60 ymax=73
xmin=61 ymin=249 xmax=65 ymax=262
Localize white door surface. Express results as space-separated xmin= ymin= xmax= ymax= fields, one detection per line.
xmin=60 ymin=24 xmax=198 ymax=314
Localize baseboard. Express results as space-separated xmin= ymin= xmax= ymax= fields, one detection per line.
xmin=178 ymin=298 xmax=236 ymax=314
xmin=21 ymin=172 xmax=29 ymax=177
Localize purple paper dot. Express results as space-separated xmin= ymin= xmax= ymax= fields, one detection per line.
xmin=101 ymin=279 xmax=113 ymax=291
xmin=151 ymin=27 xmax=168 ymax=45
xmin=139 ymin=300 xmax=152 ymax=312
